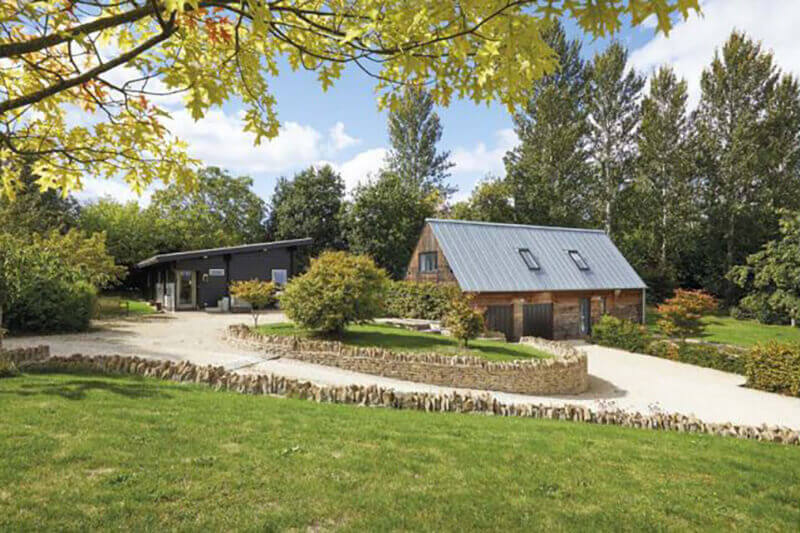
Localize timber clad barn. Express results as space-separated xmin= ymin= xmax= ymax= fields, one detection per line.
xmin=406 ymin=219 xmax=646 ymax=341
xmin=135 ymin=239 xmax=312 ymax=311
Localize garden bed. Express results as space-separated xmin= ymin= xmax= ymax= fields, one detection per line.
xmin=228 ymin=324 xmax=587 ymax=395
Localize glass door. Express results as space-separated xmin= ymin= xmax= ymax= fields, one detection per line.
xmin=579 ymin=298 xmax=591 ymax=336
xmin=177 ymin=270 xmax=196 ymax=309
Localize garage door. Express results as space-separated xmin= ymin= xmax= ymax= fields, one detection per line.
xmin=523 ymin=303 xmax=553 ymax=339
xmin=484 ymin=305 xmax=514 ymax=341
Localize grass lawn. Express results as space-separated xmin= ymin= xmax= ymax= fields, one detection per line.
xmin=647 ymin=307 xmax=800 ymax=348
xmin=256 ymin=322 xmax=550 ymax=361
xmin=1 ymin=373 xmax=799 ymax=530
xmin=94 ymin=295 xmax=155 ymax=319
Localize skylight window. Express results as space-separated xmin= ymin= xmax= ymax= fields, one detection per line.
xmin=518 ymin=248 xmax=540 ymax=270
xmin=568 ymin=250 xmax=589 ymax=271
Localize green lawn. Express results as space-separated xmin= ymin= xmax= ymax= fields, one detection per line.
xmin=1 ymin=373 xmax=798 ymax=530
xmin=256 ymin=322 xmax=549 ymax=361
xmin=647 ymin=307 xmax=800 ymax=348
xmin=94 ymin=295 xmax=155 ymax=319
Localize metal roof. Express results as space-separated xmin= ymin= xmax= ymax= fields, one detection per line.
xmin=135 ymin=238 xmax=313 ymax=268
xmin=427 ymin=219 xmax=646 ymax=292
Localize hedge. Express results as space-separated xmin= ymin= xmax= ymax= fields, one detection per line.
xmin=647 ymin=340 xmax=746 ymax=375
xmin=746 ymin=342 xmax=800 ymax=397
xmin=384 ymin=281 xmax=461 ymax=321
xmin=591 ymin=315 xmax=651 ymax=353
xmin=5 ymin=279 xmax=96 ymax=334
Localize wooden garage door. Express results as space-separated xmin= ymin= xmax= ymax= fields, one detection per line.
xmin=523 ymin=303 xmax=553 ymax=339
xmin=484 ymin=305 xmax=514 ymax=341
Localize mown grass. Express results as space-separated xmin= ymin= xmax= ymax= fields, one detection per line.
xmin=256 ymin=322 xmax=549 ymax=361
xmin=94 ymin=295 xmax=155 ymax=319
xmin=1 ymin=372 xmax=799 ymax=531
xmin=647 ymin=307 xmax=800 ymax=347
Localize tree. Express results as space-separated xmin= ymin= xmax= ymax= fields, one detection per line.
xmin=448 ymin=176 xmax=515 ymax=223
xmin=280 ymin=251 xmax=390 ymax=334
xmin=79 ymin=199 xmax=175 ymax=268
xmin=268 ymin=165 xmax=345 ymax=255
xmin=0 ymin=1 xmax=699 ymax=199
xmin=634 ymin=66 xmax=697 ymax=294
xmin=32 ymin=229 xmax=126 ymax=289
xmin=230 ymin=279 xmax=277 ymax=328
xmin=443 ymin=294 xmax=485 ymax=347
xmin=694 ymin=31 xmax=800 ymax=301
xmin=150 ymin=167 xmax=268 ymax=250
xmin=585 ymin=42 xmax=645 ymax=235
xmin=656 ymin=289 xmax=717 ymax=341
xmin=505 ymin=21 xmax=591 ymax=227
xmin=385 ymin=87 xmax=454 ymax=196
xmin=0 ymin=160 xmax=79 ymax=235
xmin=728 ymin=211 xmax=800 ymax=326
xmin=346 ymin=171 xmax=438 ymax=279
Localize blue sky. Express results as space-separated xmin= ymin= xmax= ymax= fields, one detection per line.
xmin=77 ymin=0 xmax=800 ymax=206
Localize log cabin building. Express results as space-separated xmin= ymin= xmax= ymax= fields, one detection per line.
xmin=405 ymin=219 xmax=646 ymax=341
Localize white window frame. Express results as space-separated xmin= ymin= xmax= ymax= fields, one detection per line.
xmin=271 ymin=269 xmax=288 ymax=286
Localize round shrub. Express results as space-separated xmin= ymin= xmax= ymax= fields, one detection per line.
xmin=591 ymin=315 xmax=651 ymax=353
xmin=746 ymin=341 xmax=800 ymax=396
xmin=6 ymin=279 xmax=95 ymax=333
xmin=230 ymin=279 xmax=277 ymax=327
xmin=384 ymin=281 xmax=461 ymax=320
xmin=280 ymin=251 xmax=390 ymax=334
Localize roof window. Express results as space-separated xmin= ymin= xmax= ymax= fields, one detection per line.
xmin=568 ymin=250 xmax=589 ymax=271
xmin=518 ymin=248 xmax=540 ymax=270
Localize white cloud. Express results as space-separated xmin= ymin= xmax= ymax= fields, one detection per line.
xmin=327 ymin=121 xmax=361 ymax=151
xmin=631 ymin=0 xmax=800 ymax=107
xmin=166 ymin=109 xmax=366 ymax=175
xmin=318 ymin=147 xmax=387 ymax=191
xmin=74 ymin=177 xmax=156 ymax=206
xmin=450 ymin=128 xmax=518 ymax=176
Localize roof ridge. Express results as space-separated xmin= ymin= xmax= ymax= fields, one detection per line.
xmin=426 ymin=218 xmax=607 ymax=234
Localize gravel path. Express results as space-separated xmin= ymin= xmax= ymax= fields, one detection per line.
xmin=6 ymin=311 xmax=800 ymax=428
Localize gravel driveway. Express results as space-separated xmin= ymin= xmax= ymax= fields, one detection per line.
xmin=6 ymin=311 xmax=800 ymax=429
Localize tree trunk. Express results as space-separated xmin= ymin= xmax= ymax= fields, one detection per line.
xmin=725 ymin=211 xmax=736 ymax=302
xmin=660 ymin=185 xmax=668 ymax=271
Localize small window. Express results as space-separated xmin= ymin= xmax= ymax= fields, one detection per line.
xmin=419 ymin=252 xmax=438 ymax=273
xmin=569 ymin=250 xmax=589 ymax=270
xmin=518 ymin=248 xmax=540 ymax=270
xmin=271 ymin=269 xmax=288 ymax=286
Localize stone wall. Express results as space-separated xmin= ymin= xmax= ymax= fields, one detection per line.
xmin=225 ymin=325 xmax=589 ymax=395
xmin=0 ymin=345 xmax=50 ymax=364
xmin=15 ymin=351 xmax=800 ymax=446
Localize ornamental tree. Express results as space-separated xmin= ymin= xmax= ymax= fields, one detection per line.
xmin=0 ymin=1 xmax=698 ymax=198
xmin=443 ymin=294 xmax=485 ymax=348
xmin=230 ymin=279 xmax=277 ymax=328
xmin=656 ymin=289 xmax=717 ymax=341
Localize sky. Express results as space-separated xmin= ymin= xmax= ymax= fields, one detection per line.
xmin=76 ymin=0 xmax=800 ymax=206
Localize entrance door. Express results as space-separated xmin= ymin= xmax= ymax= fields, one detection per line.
xmin=523 ymin=303 xmax=553 ymax=339
xmin=484 ymin=305 xmax=514 ymax=341
xmin=177 ymin=270 xmax=196 ymax=309
xmin=579 ymin=298 xmax=591 ymax=336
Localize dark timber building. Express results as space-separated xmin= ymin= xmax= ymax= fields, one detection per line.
xmin=135 ymin=238 xmax=312 ymax=311
xmin=405 ymin=219 xmax=646 ymax=341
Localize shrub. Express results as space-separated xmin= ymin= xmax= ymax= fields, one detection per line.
xmin=656 ymin=289 xmax=717 ymax=339
xmin=647 ymin=340 xmax=746 ymax=375
xmin=5 ymin=279 xmax=96 ymax=333
xmin=442 ymin=295 xmax=485 ymax=347
xmin=280 ymin=251 xmax=390 ymax=334
xmin=384 ymin=281 xmax=461 ymax=320
xmin=746 ymin=342 xmax=800 ymax=397
xmin=230 ymin=279 xmax=277 ymax=327
xmin=738 ymin=293 xmax=787 ymax=325
xmin=591 ymin=315 xmax=651 ymax=353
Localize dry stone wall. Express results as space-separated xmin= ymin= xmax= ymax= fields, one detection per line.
xmin=225 ymin=325 xmax=589 ymax=395
xmin=0 ymin=345 xmax=49 ymax=364
xmin=11 ymin=349 xmax=800 ymax=446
